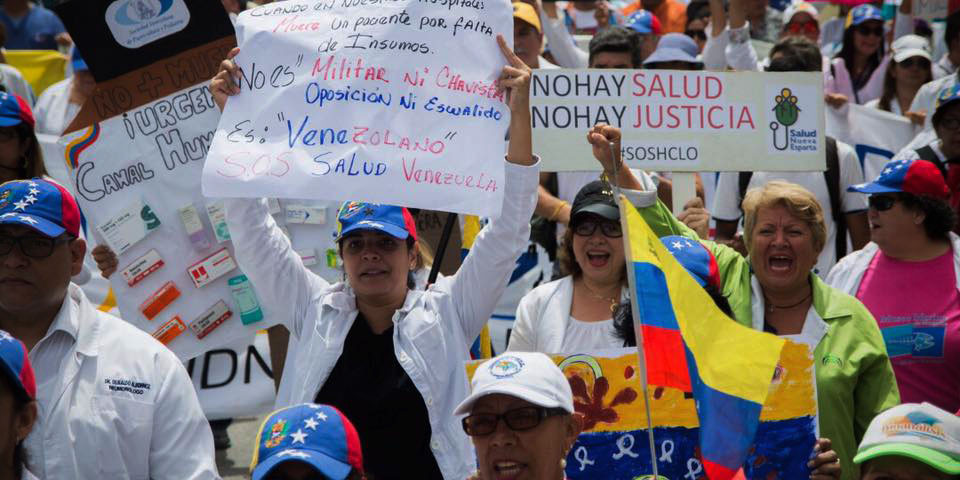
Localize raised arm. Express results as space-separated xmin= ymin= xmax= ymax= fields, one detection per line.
xmin=211 ymin=49 xmax=329 ymax=337
xmin=538 ymin=0 xmax=590 ymax=68
xmin=444 ymin=36 xmax=540 ymax=341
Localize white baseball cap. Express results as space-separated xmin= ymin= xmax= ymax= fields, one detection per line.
xmin=784 ymin=2 xmax=819 ymax=25
xmin=853 ymin=403 xmax=960 ymax=475
xmin=892 ymin=34 xmax=932 ymax=63
xmin=454 ymin=352 xmax=574 ymax=415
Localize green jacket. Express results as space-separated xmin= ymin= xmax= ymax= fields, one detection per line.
xmin=632 ymin=192 xmax=900 ymax=479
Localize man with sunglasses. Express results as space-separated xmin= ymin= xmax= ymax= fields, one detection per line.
xmin=0 ymin=178 xmax=218 ymax=478
xmin=828 ymin=158 xmax=960 ymax=414
xmin=455 ymin=351 xmax=581 ymax=480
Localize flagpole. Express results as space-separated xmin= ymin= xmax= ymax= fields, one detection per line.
xmin=609 ymin=141 xmax=660 ymax=478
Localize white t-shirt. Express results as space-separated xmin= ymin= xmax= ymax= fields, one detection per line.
xmin=33 ymin=78 xmax=79 ymax=135
xmin=562 ymin=316 xmax=622 ymax=351
xmin=712 ymin=141 xmax=867 ymax=276
xmin=864 ymin=97 xmax=903 ymax=117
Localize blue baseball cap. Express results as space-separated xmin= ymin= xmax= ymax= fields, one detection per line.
xmin=70 ymin=47 xmax=88 ymax=73
xmin=250 ymin=404 xmax=363 ymax=480
xmin=625 ymin=10 xmax=661 ymax=35
xmin=0 ymin=330 xmax=35 ymax=401
xmin=0 ymin=178 xmax=81 ymax=238
xmin=660 ymin=235 xmax=721 ymax=289
xmin=848 ymin=158 xmax=949 ymax=199
xmin=334 ymin=201 xmax=411 ymax=241
xmin=643 ymin=33 xmax=702 ymax=67
xmin=0 ymin=92 xmax=34 ymax=129
xmin=846 ymin=4 xmax=883 ymax=28
xmin=935 ymin=84 xmax=960 ymax=115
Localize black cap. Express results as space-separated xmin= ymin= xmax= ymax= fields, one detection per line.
xmin=570 ymin=180 xmax=619 ymax=223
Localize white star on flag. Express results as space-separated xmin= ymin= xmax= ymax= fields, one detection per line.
xmin=290 ymin=429 xmax=308 ymax=444
xmin=26 ymin=181 xmax=37 ymax=187
xmin=276 ymin=449 xmax=311 ymax=459
xmin=671 ymin=241 xmax=684 ymax=250
xmin=883 ymin=168 xmax=892 ymax=175
xmin=316 ymin=412 xmax=328 ymax=422
xmin=13 ymin=200 xmax=28 ymax=211
xmin=28 ymin=188 xmax=38 ymax=195
xmin=304 ymin=418 xmax=319 ymax=430
xmin=0 ymin=212 xmax=16 ymax=218
xmin=306 ymin=404 xmax=322 ymax=409
xmin=684 ymin=240 xmax=694 ymax=248
xmin=18 ymin=216 xmax=37 ymax=225
xmin=23 ymin=195 xmax=36 ymax=204
xmin=0 ymin=331 xmax=13 ymax=342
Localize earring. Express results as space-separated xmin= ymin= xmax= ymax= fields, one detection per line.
xmin=560 ymin=458 xmax=566 ymax=469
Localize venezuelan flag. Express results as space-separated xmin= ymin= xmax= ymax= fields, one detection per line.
xmin=620 ymin=196 xmax=785 ymax=480
xmin=462 ymin=214 xmax=493 ymax=359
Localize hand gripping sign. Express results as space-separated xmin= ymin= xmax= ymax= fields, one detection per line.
xmin=202 ymin=0 xmax=515 ymax=217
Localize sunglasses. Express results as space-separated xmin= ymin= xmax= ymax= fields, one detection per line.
xmin=898 ymin=57 xmax=930 ymax=70
xmin=573 ymin=219 xmax=622 ymax=238
xmin=868 ymin=195 xmax=898 ymax=211
xmin=0 ymin=234 xmax=71 ymax=259
xmin=340 ymin=235 xmax=402 ymax=255
xmin=855 ymin=24 xmax=884 ymax=37
xmin=461 ymin=406 xmax=567 ymax=436
xmin=785 ymin=21 xmax=818 ymax=35
xmin=685 ymin=29 xmax=706 ymax=41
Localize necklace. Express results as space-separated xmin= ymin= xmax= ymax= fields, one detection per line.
xmin=581 ymin=280 xmax=620 ymax=314
xmin=764 ymin=292 xmax=812 ymax=313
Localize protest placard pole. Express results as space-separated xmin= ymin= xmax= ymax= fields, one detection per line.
xmin=428 ymin=213 xmax=458 ymax=285
xmin=671 ymin=172 xmax=698 ymax=215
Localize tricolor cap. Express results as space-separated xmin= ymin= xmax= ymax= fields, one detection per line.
xmin=334 ymin=201 xmax=412 ymax=241
xmin=0 ymin=330 xmax=35 ymax=402
xmin=71 ymin=47 xmax=88 ymax=73
xmin=571 ymin=180 xmax=618 ymax=223
xmin=0 ymin=178 xmax=81 ymax=238
xmin=660 ymin=235 xmax=721 ymax=289
xmin=784 ymin=2 xmax=819 ymax=25
xmin=0 ymin=92 xmax=34 ymax=129
xmin=513 ymin=2 xmax=541 ymax=34
xmin=455 ymin=352 xmax=574 ymax=415
xmin=853 ymin=402 xmax=960 ymax=475
xmin=935 ymin=84 xmax=960 ymax=118
xmin=643 ymin=33 xmax=703 ymax=67
xmin=625 ymin=10 xmax=661 ymax=35
xmin=846 ymin=4 xmax=883 ymax=28
xmin=250 ymin=403 xmax=363 ymax=480
xmin=848 ymin=159 xmax=949 ymax=199
xmin=891 ymin=34 xmax=932 ymax=63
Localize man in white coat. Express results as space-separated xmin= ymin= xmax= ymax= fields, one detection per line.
xmin=0 ymin=178 xmax=219 ymax=479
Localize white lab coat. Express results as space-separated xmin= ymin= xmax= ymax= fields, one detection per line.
xmin=508 ymin=276 xmax=629 ymax=353
xmin=224 ymin=159 xmax=539 ymax=480
xmin=25 ymin=284 xmax=219 ymax=480
xmin=826 ymin=233 xmax=960 ymax=296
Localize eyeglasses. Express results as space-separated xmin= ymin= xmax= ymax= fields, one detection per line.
xmin=898 ymin=57 xmax=930 ymax=70
xmin=461 ymin=406 xmax=567 ymax=436
xmin=868 ymin=195 xmax=898 ymax=211
xmin=940 ymin=117 xmax=960 ymax=131
xmin=340 ymin=234 xmax=402 ymax=255
xmin=0 ymin=234 xmax=71 ymax=259
xmin=684 ymin=29 xmax=706 ymax=41
xmin=573 ymin=219 xmax=622 ymax=238
xmin=785 ymin=21 xmax=818 ymax=35
xmin=855 ymin=24 xmax=884 ymax=37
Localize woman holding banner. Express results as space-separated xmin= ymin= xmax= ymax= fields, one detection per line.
xmin=209 ymin=36 xmax=540 ymax=479
xmin=588 ymin=124 xmax=899 ymax=479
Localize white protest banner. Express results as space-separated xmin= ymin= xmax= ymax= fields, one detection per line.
xmin=825 ymin=103 xmax=919 ymax=181
xmin=531 ymin=69 xmax=825 ymax=172
xmin=912 ymin=0 xmax=960 ymax=21
xmin=60 ymin=86 xmax=269 ymax=361
xmin=203 ymin=1 xmax=513 ymax=217
xmin=185 ymin=332 xmax=276 ymax=420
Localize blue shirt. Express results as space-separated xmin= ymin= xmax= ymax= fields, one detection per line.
xmin=0 ymin=5 xmax=65 ymax=50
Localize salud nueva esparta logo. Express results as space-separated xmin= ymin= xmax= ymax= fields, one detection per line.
xmin=770 ymin=88 xmax=801 ymax=151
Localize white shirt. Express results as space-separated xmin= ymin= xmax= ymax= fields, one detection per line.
xmin=226 ymin=160 xmax=540 ymax=479
xmin=865 ymin=97 xmax=903 ymax=117
xmin=933 ymin=54 xmax=957 ymax=80
xmin=23 ymin=285 xmax=218 ymax=479
xmin=32 ymin=78 xmax=79 ymax=135
xmin=711 ymin=141 xmax=867 ymax=276
xmin=0 ymin=64 xmax=34 ymax=105
xmin=904 ymin=73 xmax=958 ymax=153
xmin=563 ymin=316 xmax=621 ymax=350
